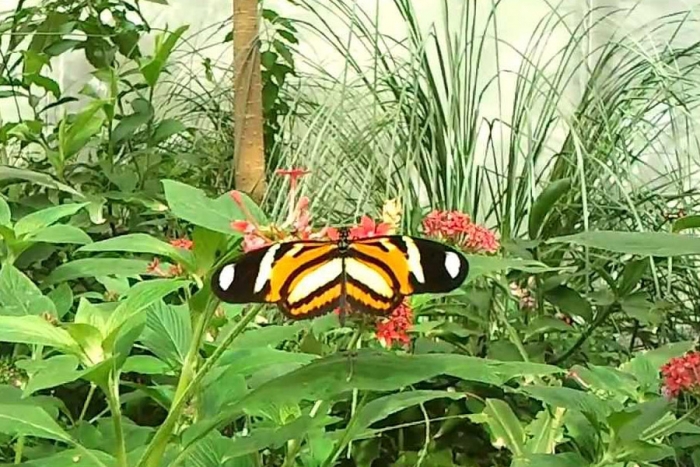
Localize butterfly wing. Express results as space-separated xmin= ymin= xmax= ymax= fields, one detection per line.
xmin=210 ymin=240 xmax=343 ymax=319
xmin=347 ymin=235 xmax=469 ymax=307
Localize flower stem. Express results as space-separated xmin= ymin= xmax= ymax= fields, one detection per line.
xmin=105 ymin=370 xmax=127 ymax=467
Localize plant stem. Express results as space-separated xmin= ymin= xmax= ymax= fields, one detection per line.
xmin=78 ymin=384 xmax=97 ymax=424
xmin=13 ymin=436 xmax=24 ymax=464
xmin=281 ymin=400 xmax=325 ymax=467
xmin=137 ymin=303 xmax=262 ymax=467
xmin=105 ymin=371 xmax=127 ymax=467
xmin=552 ymin=305 xmax=616 ymax=365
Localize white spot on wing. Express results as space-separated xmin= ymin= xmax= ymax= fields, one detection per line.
xmin=288 ymin=258 xmax=343 ymax=304
xmin=345 ymin=259 xmax=393 ymax=297
xmin=444 ymin=252 xmax=461 ymax=279
xmin=254 ymin=244 xmax=281 ymax=293
xmin=218 ymin=264 xmax=235 ymax=290
xmin=403 ymin=237 xmax=425 ymax=284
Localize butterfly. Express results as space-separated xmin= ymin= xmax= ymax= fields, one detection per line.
xmin=210 ymin=228 xmax=469 ymax=321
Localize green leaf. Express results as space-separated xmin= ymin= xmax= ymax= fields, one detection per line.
xmin=16 ymin=450 xmax=114 ymax=467
xmin=140 ymin=302 xmax=192 ymax=368
xmin=0 ymin=166 xmax=83 ymax=197
xmin=0 ymin=316 xmax=78 ymax=352
xmin=0 ymin=264 xmax=57 ymax=316
xmin=14 ymin=202 xmax=88 ymax=237
xmin=347 ymin=390 xmax=465 ymax=443
xmin=618 ymin=259 xmax=648 ymax=297
xmin=111 ymin=110 xmax=151 ymax=144
xmin=44 ymin=38 xmax=82 ymax=56
xmin=0 ymin=403 xmax=72 ymax=441
xmin=547 ymin=230 xmax=700 ymax=257
xmin=524 ymin=316 xmax=572 ymax=340
xmin=544 ymin=285 xmax=592 ymax=321
xmin=163 ymin=179 xmax=248 ymax=234
xmin=528 ymin=178 xmax=571 ymax=240
xmin=464 ymin=255 xmax=557 ymax=283
xmin=140 ymin=25 xmax=189 ymax=86
xmin=44 ymin=258 xmax=154 ymax=286
xmin=621 ymin=341 xmax=694 ymax=390
xmin=0 ymin=197 xmax=11 ymax=227
xmin=511 ymin=453 xmax=589 ymax=467
xmin=152 ymin=118 xmax=187 ymax=144
xmin=620 ymin=293 xmax=662 ymax=325
xmin=123 ymin=355 xmax=172 ymax=374
xmin=48 ymin=283 xmax=74 ymax=318
xmin=107 ymin=279 xmax=190 ymax=335
xmin=673 ymin=214 xmax=700 ymax=233
xmin=59 ymin=101 xmax=106 ymax=159
xmin=78 ymin=233 xmax=191 ymax=265
xmin=16 ymin=354 xmax=83 ymax=396
xmin=525 ymin=408 xmax=565 ymax=454
xmin=28 ymin=224 xmax=93 ymax=245
xmin=471 ymin=399 xmax=525 ymax=456
xmin=521 ymin=386 xmax=612 ymax=421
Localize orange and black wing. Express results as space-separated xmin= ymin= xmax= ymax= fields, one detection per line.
xmin=210 ymin=240 xmax=344 ymax=320
xmin=345 ymin=235 xmax=469 ymax=315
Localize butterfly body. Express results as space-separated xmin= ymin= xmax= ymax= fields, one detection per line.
xmin=211 ymin=231 xmax=469 ymax=320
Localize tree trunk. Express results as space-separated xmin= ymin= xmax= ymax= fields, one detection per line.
xmin=233 ymin=0 xmax=266 ymax=203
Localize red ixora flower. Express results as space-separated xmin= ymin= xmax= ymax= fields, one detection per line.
xmin=375 ymin=300 xmax=414 ymax=349
xmin=661 ymin=351 xmax=700 ymax=398
xmin=169 ymin=238 xmax=194 ymax=250
xmin=422 ymin=209 xmax=499 ymax=254
xmin=327 ymin=216 xmax=393 ymax=241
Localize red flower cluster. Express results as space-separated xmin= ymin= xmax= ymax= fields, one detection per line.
xmin=422 ymin=209 xmax=499 ymax=254
xmin=375 ymin=300 xmax=414 ymax=348
xmin=170 ymin=238 xmax=194 ymax=250
xmin=661 ymin=351 xmax=700 ymax=398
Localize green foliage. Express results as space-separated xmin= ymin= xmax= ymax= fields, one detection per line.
xmin=1 ymin=1 xmax=700 ymax=466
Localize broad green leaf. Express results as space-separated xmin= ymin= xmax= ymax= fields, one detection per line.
xmin=569 ymin=365 xmax=638 ymax=400
xmin=152 ymin=118 xmax=187 ymax=144
xmin=48 ymin=283 xmax=74 ymax=318
xmin=107 ymin=279 xmax=190 ymax=334
xmin=620 ymin=341 xmax=694 ymax=390
xmin=16 ymin=354 xmax=83 ymax=396
xmin=0 ymin=403 xmax=72 ymax=441
xmin=225 ymin=322 xmax=306 ymax=349
xmin=214 ymin=348 xmax=318 ymax=378
xmin=528 ymin=178 xmax=571 ymax=240
xmin=111 ymin=109 xmax=151 ymax=144
xmin=620 ymin=293 xmax=662 ymax=325
xmin=0 ymin=197 xmax=11 ymax=226
xmin=521 ymin=386 xmax=612 ymax=421
xmin=78 ymin=233 xmax=192 ymax=265
xmin=0 ymin=264 xmax=57 ymax=316
xmin=16 ymin=449 xmax=114 ymax=467
xmin=544 ymin=285 xmax=592 ymax=321
xmin=0 ymin=316 xmax=78 ymax=352
xmin=28 ymin=224 xmax=93 ymax=245
xmin=44 ymin=258 xmax=154 ymax=285
xmin=464 ymin=255 xmax=557 ymax=283
xmin=14 ymin=202 xmax=88 ymax=237
xmin=123 ymin=355 xmax=172 ymax=374
xmin=616 ymin=440 xmax=674 ymax=463
xmin=140 ymin=302 xmax=192 ymax=367
xmin=346 ymin=390 xmax=465 ymax=443
xmin=616 ymin=399 xmax=672 ymax=442
xmin=163 ymin=179 xmax=266 ymax=234
xmin=525 ymin=408 xmax=565 ymax=454
xmin=471 ymin=399 xmax=525 ymax=456
xmin=74 ymin=298 xmax=110 ymax=335
xmin=547 ymin=230 xmax=700 ymax=257
xmin=0 ymin=166 xmax=83 ymax=197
